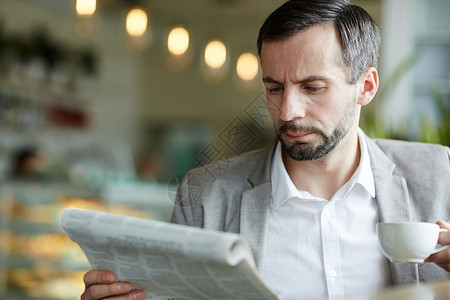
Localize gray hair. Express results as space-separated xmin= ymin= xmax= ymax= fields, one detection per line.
xmin=257 ymin=0 xmax=381 ymax=84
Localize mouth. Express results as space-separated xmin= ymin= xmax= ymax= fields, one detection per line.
xmin=284 ymin=131 xmax=313 ymax=141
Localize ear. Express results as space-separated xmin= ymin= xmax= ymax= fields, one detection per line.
xmin=357 ymin=67 xmax=379 ymax=106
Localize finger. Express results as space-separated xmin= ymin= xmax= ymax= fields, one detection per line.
xmin=82 ymin=282 xmax=132 ymax=300
xmin=84 ymin=270 xmax=115 ymax=288
xmin=425 ymin=248 xmax=450 ymax=264
xmin=437 ymin=220 xmax=450 ymax=245
xmin=102 ymin=289 xmax=147 ymax=300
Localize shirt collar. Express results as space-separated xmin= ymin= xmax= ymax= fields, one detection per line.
xmin=355 ymin=128 xmax=375 ymax=198
xmin=271 ymin=142 xmax=301 ymax=210
xmin=270 ymin=128 xmax=375 ymax=210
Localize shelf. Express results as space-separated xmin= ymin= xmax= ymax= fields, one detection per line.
xmin=0 ymin=180 xmax=175 ymax=299
xmin=1 ymin=291 xmax=66 ymax=300
xmin=4 ymin=254 xmax=89 ymax=271
xmin=7 ymin=221 xmax=63 ymax=235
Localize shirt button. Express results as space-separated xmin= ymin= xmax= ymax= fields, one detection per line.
xmin=329 ymin=269 xmax=337 ymax=277
xmin=323 ymin=208 xmax=331 ymax=217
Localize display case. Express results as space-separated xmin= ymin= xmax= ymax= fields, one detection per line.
xmin=0 ymin=181 xmax=174 ymax=300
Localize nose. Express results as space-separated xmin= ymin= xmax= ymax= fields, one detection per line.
xmin=279 ymin=87 xmax=306 ymax=122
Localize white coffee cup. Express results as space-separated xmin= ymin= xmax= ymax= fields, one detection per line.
xmin=376 ymin=222 xmax=449 ymax=263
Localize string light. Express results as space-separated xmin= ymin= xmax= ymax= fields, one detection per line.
xmin=204 ymin=40 xmax=227 ymax=69
xmin=126 ymin=8 xmax=148 ymax=37
xmin=236 ymin=53 xmax=258 ymax=81
xmin=72 ymin=3 xmax=258 ymax=87
xmin=76 ymin=0 xmax=96 ymax=17
xmin=167 ymin=27 xmax=190 ymax=56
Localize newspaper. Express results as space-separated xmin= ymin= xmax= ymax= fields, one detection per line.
xmin=60 ymin=208 xmax=279 ymax=300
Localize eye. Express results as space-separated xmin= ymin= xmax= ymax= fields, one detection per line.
xmin=304 ymin=86 xmax=324 ymax=94
xmin=267 ymin=86 xmax=284 ymax=95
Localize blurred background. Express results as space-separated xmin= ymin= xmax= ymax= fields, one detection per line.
xmin=0 ymin=0 xmax=448 ymax=299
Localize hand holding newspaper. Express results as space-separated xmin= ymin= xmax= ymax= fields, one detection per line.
xmin=60 ymin=208 xmax=278 ymax=300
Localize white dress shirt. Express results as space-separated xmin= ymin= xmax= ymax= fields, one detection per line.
xmin=263 ymin=129 xmax=392 ymax=300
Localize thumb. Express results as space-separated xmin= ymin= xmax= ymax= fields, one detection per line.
xmin=436 ymin=220 xmax=450 ymax=245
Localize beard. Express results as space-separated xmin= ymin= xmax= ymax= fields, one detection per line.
xmin=276 ymin=97 xmax=357 ymax=161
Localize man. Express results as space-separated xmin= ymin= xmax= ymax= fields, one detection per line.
xmin=81 ymin=0 xmax=450 ymax=299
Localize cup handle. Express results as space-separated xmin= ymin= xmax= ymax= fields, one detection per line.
xmin=431 ymin=245 xmax=450 ymax=254
xmin=431 ymin=229 xmax=449 ymax=254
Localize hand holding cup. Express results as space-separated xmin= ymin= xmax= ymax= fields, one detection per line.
xmin=376 ymin=221 xmax=450 ymax=264
xmin=424 ymin=220 xmax=450 ymax=272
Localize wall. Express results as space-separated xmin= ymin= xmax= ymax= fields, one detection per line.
xmin=0 ymin=0 xmax=384 ymax=180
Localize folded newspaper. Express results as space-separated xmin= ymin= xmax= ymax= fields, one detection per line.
xmin=60 ymin=208 xmax=279 ymax=300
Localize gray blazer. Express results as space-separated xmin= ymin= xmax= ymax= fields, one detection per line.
xmin=171 ymin=133 xmax=450 ymax=286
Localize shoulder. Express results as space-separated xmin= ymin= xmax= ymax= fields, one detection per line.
xmin=171 ymin=143 xmax=274 ymax=229
xmin=372 ymin=138 xmax=449 ymax=153
xmin=185 ymin=142 xmax=274 ymax=187
xmin=367 ymin=138 xmax=450 ymax=224
xmin=371 ymin=138 xmax=449 ymax=165
xmin=367 ymin=137 xmax=450 ymax=186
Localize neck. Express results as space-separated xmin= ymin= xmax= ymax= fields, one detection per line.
xmin=283 ymin=129 xmax=361 ymax=200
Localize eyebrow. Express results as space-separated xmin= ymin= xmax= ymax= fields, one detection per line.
xmin=262 ymin=75 xmax=330 ymax=85
xmin=262 ymin=76 xmax=281 ymax=84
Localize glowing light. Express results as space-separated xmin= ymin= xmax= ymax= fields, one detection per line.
xmin=236 ymin=52 xmax=259 ymax=81
xmin=76 ymin=0 xmax=96 ymax=16
xmin=126 ymin=8 xmax=148 ymax=37
xmin=168 ymin=27 xmax=190 ymax=56
xmin=204 ymin=40 xmax=227 ymax=69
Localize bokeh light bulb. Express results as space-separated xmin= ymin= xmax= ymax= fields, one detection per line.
xmin=76 ymin=0 xmax=96 ymax=16
xmin=236 ymin=53 xmax=258 ymax=81
xmin=168 ymin=27 xmax=190 ymax=56
xmin=126 ymin=8 xmax=148 ymax=37
xmin=204 ymin=40 xmax=226 ymax=69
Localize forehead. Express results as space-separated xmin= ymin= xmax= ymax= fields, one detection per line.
xmin=260 ymin=24 xmax=345 ymax=80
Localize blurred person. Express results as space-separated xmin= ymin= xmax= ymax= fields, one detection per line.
xmin=81 ymin=0 xmax=450 ymax=299
xmin=10 ymin=147 xmax=47 ymax=179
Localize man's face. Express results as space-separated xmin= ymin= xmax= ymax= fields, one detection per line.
xmin=260 ymin=24 xmax=361 ymax=161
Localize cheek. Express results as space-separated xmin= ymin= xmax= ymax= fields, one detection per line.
xmin=310 ymin=94 xmax=345 ymax=124
xmin=324 ymin=93 xmax=357 ymax=123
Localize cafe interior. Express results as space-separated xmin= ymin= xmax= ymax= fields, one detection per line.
xmin=0 ymin=0 xmax=448 ymax=299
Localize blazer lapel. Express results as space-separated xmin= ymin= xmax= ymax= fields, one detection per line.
xmin=366 ymin=136 xmax=418 ymax=285
xmin=239 ymin=140 xmax=276 ymax=275
xmin=240 ymin=183 xmax=271 ymax=274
